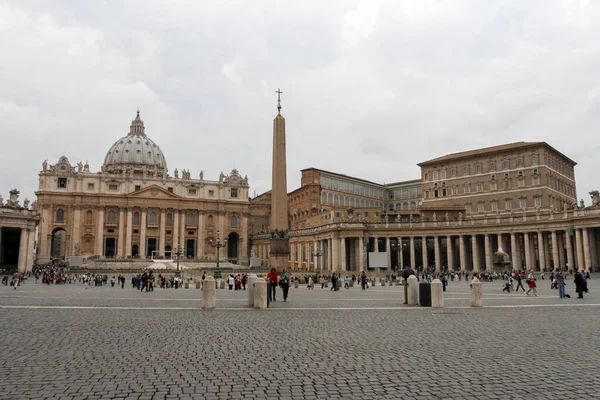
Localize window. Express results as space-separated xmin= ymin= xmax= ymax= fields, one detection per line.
xmin=208 ymin=215 xmax=214 ymax=226
xmin=463 ymin=165 xmax=470 ymax=176
xmin=86 ymin=210 xmax=93 ymax=224
xmin=231 ymin=215 xmax=238 ymax=227
xmin=475 ymin=164 xmax=482 ymax=174
xmin=519 ymin=198 xmax=527 ymax=209
xmin=505 ymin=180 xmax=511 ymax=189
xmin=490 ymin=181 xmax=497 ymax=191
xmin=58 ymin=178 xmax=67 ymax=189
xmin=516 ymin=157 xmax=524 ymax=167
xmin=441 ymin=170 xmax=446 ymax=179
xmin=187 ymin=214 xmax=195 ymax=226
xmin=149 ymin=212 xmax=157 ymax=225
xmin=424 ymin=173 xmax=429 ymax=181
xmin=489 ymin=161 xmax=496 ymax=171
xmin=518 ymin=178 xmax=525 ymax=188
xmin=464 ymin=184 xmax=471 ymax=194
xmin=534 ymin=197 xmax=542 ymax=208
xmin=433 ymin=170 xmax=438 ymax=180
xmin=504 ymin=172 xmax=509 ymax=179
xmin=231 ymin=188 xmax=238 ymax=198
xmin=133 ymin=212 xmax=140 ymax=226
xmin=188 ymin=188 xmax=197 ymax=195
xmin=503 ymin=159 xmax=510 ymax=170
xmin=491 ymin=200 xmax=499 ymax=211
xmin=505 ymin=199 xmax=512 ymax=210
xmin=107 ymin=210 xmax=116 ymax=224
xmin=375 ymin=212 xmax=380 ymax=217
xmin=335 ymin=212 xmax=341 ymax=218
xmin=465 ymin=203 xmax=472 ymax=213
xmin=476 ymin=182 xmax=484 ymax=192
xmin=87 ymin=183 xmax=94 ymax=190
xmin=364 ymin=211 xmax=369 ymax=217
xmin=334 ymin=195 xmax=339 ymax=205
xmin=477 ymin=202 xmax=485 ymax=212
xmin=531 ymin=154 xmax=539 ymax=166
xmin=450 ymin=167 xmax=456 ymax=177
xmin=322 ymin=192 xmax=327 ymax=203
xmin=167 ymin=187 xmax=173 ymax=193
xmin=208 ymin=190 xmax=214 ymax=197
xmin=533 ymin=168 xmax=538 ymax=175
xmin=135 ymin=185 xmax=141 ymax=191
xmin=518 ymin=170 xmax=524 ymax=177
xmin=56 ymin=208 xmax=65 ymax=223
xmin=109 ymin=184 xmax=118 ymax=191
xmin=166 ymin=213 xmax=173 ymax=226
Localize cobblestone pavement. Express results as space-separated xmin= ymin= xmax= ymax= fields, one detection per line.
xmin=1 ymin=275 xmax=599 ymax=399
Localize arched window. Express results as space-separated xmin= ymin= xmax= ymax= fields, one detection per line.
xmin=107 ymin=210 xmax=116 ymax=224
xmin=85 ymin=210 xmax=93 ymax=224
xmin=410 ymin=201 xmax=417 ymax=209
xmin=328 ymin=193 xmax=333 ymax=204
xmin=187 ymin=213 xmax=195 ymax=226
xmin=56 ymin=208 xmax=65 ymax=223
xmin=208 ymin=215 xmax=214 ymax=226
xmin=403 ymin=202 xmax=409 ymax=210
xmin=133 ymin=212 xmax=140 ymax=226
xmin=334 ymin=195 xmax=339 ymax=205
xmin=361 ymin=199 xmax=365 ymax=208
xmin=149 ymin=212 xmax=157 ymax=225
xmin=166 ymin=213 xmax=173 ymax=226
xmin=231 ymin=215 xmax=238 ymax=227
xmin=321 ymin=192 xmax=327 ymax=203
xmin=396 ymin=203 xmax=400 ymax=210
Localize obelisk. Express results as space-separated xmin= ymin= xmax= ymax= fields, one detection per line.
xmin=269 ymin=89 xmax=290 ymax=271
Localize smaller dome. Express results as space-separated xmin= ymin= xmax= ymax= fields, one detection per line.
xmin=102 ymin=111 xmax=168 ymax=175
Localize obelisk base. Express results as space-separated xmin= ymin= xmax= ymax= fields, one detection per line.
xmin=269 ymin=238 xmax=290 ymax=272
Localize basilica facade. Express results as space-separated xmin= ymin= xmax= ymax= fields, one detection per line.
xmin=36 ymin=112 xmax=250 ymax=263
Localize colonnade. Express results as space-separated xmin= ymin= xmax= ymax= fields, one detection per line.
xmin=277 ymin=227 xmax=597 ymax=273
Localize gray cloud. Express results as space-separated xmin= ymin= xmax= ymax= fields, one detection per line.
xmin=1 ymin=0 xmax=599 ymax=204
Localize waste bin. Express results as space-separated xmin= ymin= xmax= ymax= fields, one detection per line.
xmin=419 ymin=281 xmax=431 ymax=307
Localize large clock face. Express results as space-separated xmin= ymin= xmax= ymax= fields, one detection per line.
xmin=60 ymin=165 xmax=67 ymax=171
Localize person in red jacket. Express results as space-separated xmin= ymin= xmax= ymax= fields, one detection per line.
xmin=267 ymin=268 xmax=278 ymax=301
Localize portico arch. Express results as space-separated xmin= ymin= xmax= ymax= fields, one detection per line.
xmin=227 ymin=232 xmax=239 ymax=263
xmin=51 ymin=227 xmax=67 ymax=260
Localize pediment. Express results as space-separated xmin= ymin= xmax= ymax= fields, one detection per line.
xmin=129 ymin=185 xmax=181 ymax=199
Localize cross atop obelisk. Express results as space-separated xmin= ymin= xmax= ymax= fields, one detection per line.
xmin=276 ymin=88 xmax=283 ymax=113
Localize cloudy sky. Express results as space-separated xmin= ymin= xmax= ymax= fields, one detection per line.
xmin=1 ymin=0 xmax=599 ymax=205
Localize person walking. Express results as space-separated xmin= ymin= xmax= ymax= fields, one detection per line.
xmin=228 ymin=275 xmax=234 ymax=290
xmin=555 ymin=270 xmax=566 ymax=298
xmin=280 ymin=269 xmax=291 ymax=302
xmin=526 ymin=271 xmax=538 ymax=296
xmin=574 ymin=270 xmax=585 ymax=298
xmin=360 ymin=271 xmax=368 ymax=290
xmin=515 ymin=272 xmax=526 ymax=292
xmin=267 ymin=268 xmax=278 ymax=302
xmin=344 ymin=276 xmax=350 ymax=289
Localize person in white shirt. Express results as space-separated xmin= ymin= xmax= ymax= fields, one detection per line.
xmin=228 ymin=275 xmax=235 ymax=290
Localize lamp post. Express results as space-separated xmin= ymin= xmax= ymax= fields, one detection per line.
xmin=311 ymin=247 xmax=323 ymax=274
xmin=391 ymin=237 xmax=406 ymax=272
xmin=173 ymin=244 xmax=185 ymax=276
xmin=209 ymin=230 xmax=227 ymax=280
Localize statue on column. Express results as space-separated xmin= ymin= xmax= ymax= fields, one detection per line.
xmin=590 ymin=190 xmax=600 ymax=207
xmin=199 ymin=170 xmax=204 ymax=180
xmin=0 ymin=195 xmax=3 ymax=206
xmin=84 ymin=160 xmax=89 ymax=172
xmin=42 ymin=160 xmax=48 ymax=171
xmin=174 ymin=168 xmax=179 ymax=178
xmin=457 ymin=212 xmax=462 ymax=221
xmin=219 ymin=171 xmax=225 ymax=182
xmin=432 ymin=212 xmax=437 ymax=222
xmin=74 ymin=243 xmax=80 ymax=256
xmin=77 ymin=162 xmax=83 ymax=173
xmin=444 ymin=211 xmax=449 ymax=221
xmin=23 ymin=198 xmax=30 ymax=209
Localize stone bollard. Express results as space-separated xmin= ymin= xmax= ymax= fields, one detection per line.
xmin=247 ymin=276 xmax=258 ymax=306
xmin=185 ymin=281 xmax=190 ymax=289
xmin=381 ymin=280 xmax=386 ymax=287
xmin=219 ymin=279 xmax=226 ymax=289
xmin=202 ymin=276 xmax=216 ymax=309
xmin=294 ymin=281 xmax=299 ymax=289
xmin=324 ymin=281 xmax=329 ymax=288
xmin=371 ymin=279 xmax=376 ymax=287
xmin=389 ymin=281 xmax=393 ymax=286
xmin=431 ymin=278 xmax=444 ymax=308
xmin=215 ymin=279 xmax=222 ymax=289
xmin=407 ymin=275 xmax=419 ymax=305
xmin=196 ymin=280 xmax=201 ymax=289
xmin=470 ymin=277 xmax=483 ymax=307
xmin=254 ymin=279 xmax=268 ymax=309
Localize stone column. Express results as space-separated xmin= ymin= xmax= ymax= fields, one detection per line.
xmin=410 ymin=236 xmax=416 ymax=269
xmin=510 ymin=233 xmax=519 ymax=271
xmin=306 ymin=241 xmax=311 ymax=270
xmin=459 ymin=235 xmax=467 ymax=271
xmin=125 ymin=207 xmax=133 ymax=257
xmin=497 ymin=233 xmax=504 ymax=251
xmin=434 ymin=236 xmax=441 ymax=272
xmin=386 ymin=237 xmax=391 ymax=269
xmin=340 ymin=238 xmax=347 ymax=272
xmin=95 ymin=206 xmax=104 ymax=256
xmin=583 ymin=228 xmax=592 ymax=271
xmin=139 ymin=208 xmax=147 ymax=259
xmin=447 ymin=236 xmax=455 ymax=271
xmin=374 ymin=236 xmax=379 ymax=252
xmin=297 ymin=242 xmax=302 ymax=269
xmin=422 ymin=237 xmax=428 ymax=270
xmin=551 ymin=231 xmax=560 ymax=270
xmin=159 ymin=209 xmax=166 ymax=257
xmin=558 ymin=232 xmax=566 ymax=271
xmin=484 ymin=234 xmax=493 ymax=271
xmin=358 ymin=236 xmax=365 ymax=272
xmin=565 ymin=231 xmax=575 ymax=271
xmin=543 ymin=233 xmax=551 ymax=272
xmin=26 ymin=228 xmax=35 ymax=270
xmin=575 ymin=228 xmax=584 ymax=270
xmin=118 ymin=207 xmax=126 ymax=257
xmin=523 ymin=232 xmax=532 ymax=270
xmin=17 ymin=228 xmax=28 ymax=273
xmin=179 ymin=210 xmax=186 ymax=256
xmin=72 ymin=206 xmax=81 ymax=255
xmin=241 ymin=213 xmax=248 ymax=264
xmin=197 ymin=212 xmax=205 ymax=260
xmin=331 ymin=236 xmax=338 ymax=272
xmin=173 ymin=209 xmax=180 ymax=251
xmin=38 ymin=205 xmax=51 ymax=260
xmin=290 ymin=242 xmax=295 ymax=268
xmin=472 ymin=235 xmax=480 ymax=272
xmin=537 ymin=231 xmax=546 ymax=271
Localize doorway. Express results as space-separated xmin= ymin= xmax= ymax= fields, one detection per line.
xmin=227 ymin=232 xmax=239 ymax=263
xmin=131 ymin=245 xmax=139 ymax=258
xmin=185 ymin=239 xmax=195 ymax=259
xmin=104 ymin=238 xmax=116 ymax=258
xmin=147 ymin=238 xmax=157 ymax=258
xmin=51 ymin=228 xmax=67 ymax=260
xmin=0 ymin=228 xmax=21 ymax=269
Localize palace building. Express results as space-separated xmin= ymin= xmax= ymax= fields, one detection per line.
xmin=250 ymin=142 xmax=600 ymax=273
xmin=35 ymin=111 xmax=250 ymax=264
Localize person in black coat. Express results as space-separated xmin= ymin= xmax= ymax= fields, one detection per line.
xmin=574 ymin=270 xmax=585 ymax=298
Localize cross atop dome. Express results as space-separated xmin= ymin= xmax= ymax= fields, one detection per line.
xmin=129 ymin=109 xmax=145 ymax=135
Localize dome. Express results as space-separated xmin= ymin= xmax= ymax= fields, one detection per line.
xmin=102 ymin=111 xmax=168 ymax=175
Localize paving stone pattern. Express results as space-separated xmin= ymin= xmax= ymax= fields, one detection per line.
xmin=0 ymin=277 xmax=599 ymax=399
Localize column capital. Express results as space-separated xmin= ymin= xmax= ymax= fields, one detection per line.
xmin=127 ymin=206 xmax=134 ymax=211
